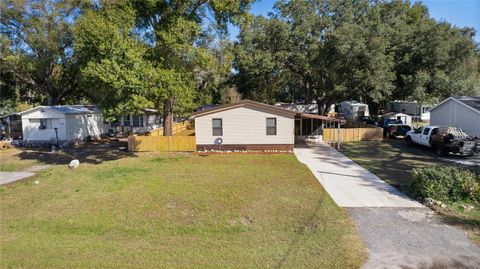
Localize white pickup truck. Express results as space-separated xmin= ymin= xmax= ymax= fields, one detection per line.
xmin=405 ymin=125 xmax=438 ymax=147
xmin=405 ymin=125 xmax=479 ymax=156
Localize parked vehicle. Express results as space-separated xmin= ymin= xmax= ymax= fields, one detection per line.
xmin=359 ymin=116 xmax=377 ymax=126
xmin=378 ymin=118 xmax=403 ymax=127
xmin=405 ymin=125 xmax=479 ymax=157
xmin=385 ymin=124 xmax=412 ymax=138
xmin=378 ymin=118 xmax=406 ymax=137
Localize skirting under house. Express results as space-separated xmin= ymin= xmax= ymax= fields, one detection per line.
xmin=196 ymin=144 xmax=294 ymax=151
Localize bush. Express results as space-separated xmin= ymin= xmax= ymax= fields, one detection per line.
xmin=408 ymin=166 xmax=480 ymax=204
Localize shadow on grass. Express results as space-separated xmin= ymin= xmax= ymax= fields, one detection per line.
xmin=342 ymin=139 xmax=455 ymax=187
xmin=437 ymin=210 xmax=480 ymax=228
xmin=18 ymin=140 xmax=137 ymax=165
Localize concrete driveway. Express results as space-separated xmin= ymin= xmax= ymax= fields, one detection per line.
xmin=0 ymin=171 xmax=35 ymax=185
xmin=294 ymin=143 xmax=422 ymax=207
xmin=0 ymin=165 xmax=51 ymax=185
xmin=294 ymin=143 xmax=480 ymax=269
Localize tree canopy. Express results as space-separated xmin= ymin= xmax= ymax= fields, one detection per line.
xmin=74 ymin=0 xmax=252 ymax=134
xmin=233 ymin=0 xmax=480 ymax=114
xmin=0 ymin=0 xmax=87 ymax=106
xmin=1 ymin=0 xmax=479 ymax=123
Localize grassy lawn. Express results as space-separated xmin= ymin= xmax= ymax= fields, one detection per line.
xmin=0 ymin=148 xmax=42 ymax=172
xmin=342 ymin=140 xmax=480 ymax=245
xmin=0 ymin=151 xmax=365 ymax=268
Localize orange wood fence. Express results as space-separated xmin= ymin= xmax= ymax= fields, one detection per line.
xmin=128 ymin=135 xmax=196 ymax=152
xmin=323 ymin=127 xmax=383 ymax=142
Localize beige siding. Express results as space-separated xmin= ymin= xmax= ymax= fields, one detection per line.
xmin=195 ymin=107 xmax=294 ymax=145
xmin=65 ymin=113 xmax=105 ymax=140
xmin=431 ymin=99 xmax=480 ymax=137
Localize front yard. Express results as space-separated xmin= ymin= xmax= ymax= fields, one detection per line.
xmin=0 ymin=149 xmax=365 ymax=268
xmin=342 ymin=140 xmax=480 ymax=245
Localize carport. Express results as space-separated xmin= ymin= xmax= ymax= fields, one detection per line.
xmin=294 ymin=113 xmax=346 ymax=148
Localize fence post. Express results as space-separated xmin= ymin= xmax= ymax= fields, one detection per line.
xmin=337 ymin=122 xmax=341 ymax=150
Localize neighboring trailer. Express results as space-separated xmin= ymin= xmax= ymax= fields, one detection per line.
xmin=338 ymin=101 xmax=370 ymax=120
xmin=20 ymin=105 xmax=104 ymax=144
xmin=388 ymin=100 xmax=433 ymax=121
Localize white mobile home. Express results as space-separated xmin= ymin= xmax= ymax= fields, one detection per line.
xmin=20 ymin=105 xmax=104 ymax=143
xmin=430 ymin=96 xmax=480 ymax=137
xmin=338 ymin=101 xmax=369 ymax=120
xmin=388 ymin=100 xmax=433 ymax=121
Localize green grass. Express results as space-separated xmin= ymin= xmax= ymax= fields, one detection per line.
xmin=0 ymin=152 xmax=365 ymax=268
xmin=0 ymin=148 xmax=41 ymax=172
xmin=342 ymin=140 xmax=480 ymax=245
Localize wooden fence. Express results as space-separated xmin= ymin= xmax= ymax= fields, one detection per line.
xmin=128 ymin=135 xmax=196 ymax=152
xmin=323 ymin=127 xmax=383 ymax=142
xmin=148 ymin=121 xmax=191 ymax=136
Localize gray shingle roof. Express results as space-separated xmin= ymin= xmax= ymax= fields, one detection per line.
xmin=453 ymin=96 xmax=480 ymax=113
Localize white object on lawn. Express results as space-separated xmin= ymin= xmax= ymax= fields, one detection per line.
xmin=69 ymin=159 xmax=80 ymax=169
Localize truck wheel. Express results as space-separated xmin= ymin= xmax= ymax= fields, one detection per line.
xmin=406 ymin=137 xmax=413 ymax=147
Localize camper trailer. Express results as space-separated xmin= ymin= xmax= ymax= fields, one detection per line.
xmin=338 ymin=101 xmax=370 ymax=120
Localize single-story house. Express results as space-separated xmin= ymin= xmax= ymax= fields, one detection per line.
xmin=19 ymin=105 xmax=104 ymax=143
xmin=430 ymin=96 xmax=480 ymax=137
xmin=112 ymin=108 xmax=162 ymax=134
xmin=381 ymin=112 xmax=412 ymax=126
xmin=190 ymin=100 xmax=343 ymax=151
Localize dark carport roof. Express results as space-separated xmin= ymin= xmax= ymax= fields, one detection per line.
xmin=454 ymin=96 xmax=480 ymax=113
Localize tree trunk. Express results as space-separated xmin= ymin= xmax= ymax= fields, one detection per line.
xmin=46 ymin=94 xmax=60 ymax=106
xmin=163 ymin=98 xmax=174 ymax=136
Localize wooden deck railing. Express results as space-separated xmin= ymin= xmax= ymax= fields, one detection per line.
xmin=148 ymin=121 xmax=191 ymax=136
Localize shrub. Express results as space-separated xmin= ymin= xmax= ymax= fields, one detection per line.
xmin=408 ymin=166 xmax=480 ymax=204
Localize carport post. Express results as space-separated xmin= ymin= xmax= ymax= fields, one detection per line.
xmin=337 ymin=121 xmax=341 ymax=150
